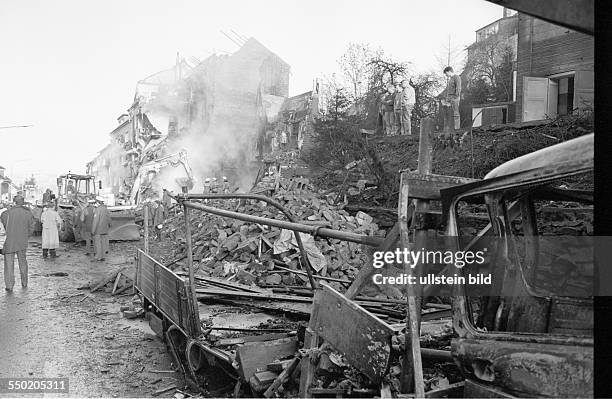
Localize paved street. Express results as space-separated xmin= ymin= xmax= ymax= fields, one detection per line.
xmin=0 ymin=236 xmax=178 ymax=397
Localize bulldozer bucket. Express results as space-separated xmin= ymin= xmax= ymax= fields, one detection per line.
xmin=108 ymin=206 xmax=140 ymax=241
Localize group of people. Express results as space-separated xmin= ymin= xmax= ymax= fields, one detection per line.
xmin=0 ymin=193 xmax=116 ymax=292
xmin=76 ymin=198 xmax=112 ymax=261
xmin=378 ymin=79 xmax=416 ymax=136
xmin=271 ymin=130 xmax=288 ymax=151
xmin=378 ymin=66 xmax=462 ymax=135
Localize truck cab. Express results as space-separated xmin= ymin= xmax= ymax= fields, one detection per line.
xmin=442 ymin=133 xmax=594 ymax=397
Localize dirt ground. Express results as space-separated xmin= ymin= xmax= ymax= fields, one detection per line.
xmin=0 ymin=235 xmax=181 ymax=398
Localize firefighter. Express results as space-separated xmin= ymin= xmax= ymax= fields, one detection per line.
xmin=222 ymin=176 xmax=230 ymax=193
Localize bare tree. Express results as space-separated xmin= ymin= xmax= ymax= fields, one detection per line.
xmin=338 ymin=43 xmax=383 ymax=100
xmin=464 ymin=38 xmax=514 ymax=102
xmin=368 ymin=57 xmax=410 ymax=87
xmin=434 ymin=35 xmax=466 ymax=72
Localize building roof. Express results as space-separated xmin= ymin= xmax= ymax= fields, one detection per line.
xmin=475 ymin=14 xmax=518 ymax=34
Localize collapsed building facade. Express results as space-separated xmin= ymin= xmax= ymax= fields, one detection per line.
xmin=88 ymin=38 xmax=321 ymax=204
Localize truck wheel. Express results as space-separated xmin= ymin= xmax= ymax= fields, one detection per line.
xmin=58 ymin=208 xmax=75 ymax=242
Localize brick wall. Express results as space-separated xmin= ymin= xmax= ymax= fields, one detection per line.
xmin=516 ymin=13 xmax=594 ymax=120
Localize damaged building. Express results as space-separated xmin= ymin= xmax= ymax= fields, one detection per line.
xmin=88 ymin=38 xmax=292 ymax=203
xmin=465 ymin=8 xmax=594 ymax=127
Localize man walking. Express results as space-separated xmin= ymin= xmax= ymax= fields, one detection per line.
xmin=91 ymin=198 xmax=112 ymax=262
xmin=1 ymin=196 xmax=34 ymax=291
xmin=40 ymin=203 xmax=61 ymax=259
xmin=400 ymin=79 xmax=416 ymax=135
xmin=381 ymin=84 xmax=396 ymax=136
xmin=80 ymin=199 xmax=95 ymax=255
xmin=443 ymin=66 xmax=462 ymax=130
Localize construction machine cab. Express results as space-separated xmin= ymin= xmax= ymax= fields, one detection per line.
xmin=56 ymin=173 xmax=97 ymax=207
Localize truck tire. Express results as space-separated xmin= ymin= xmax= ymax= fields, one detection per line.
xmin=58 ymin=208 xmax=75 ymax=242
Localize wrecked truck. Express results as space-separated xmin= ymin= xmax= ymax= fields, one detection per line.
xmin=133 ymin=133 xmax=593 ymax=397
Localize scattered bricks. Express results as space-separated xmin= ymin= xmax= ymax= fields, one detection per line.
xmin=236 ymin=269 xmax=257 ymax=285
xmin=265 ymin=274 xmax=282 ymax=285
xmin=267 ymin=359 xmax=294 ymax=373
xmin=249 ymin=371 xmax=279 ymax=393
xmin=123 ymin=309 xmax=144 ymax=319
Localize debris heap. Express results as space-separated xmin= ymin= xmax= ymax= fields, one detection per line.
xmin=154 ymin=179 xmax=384 ymax=294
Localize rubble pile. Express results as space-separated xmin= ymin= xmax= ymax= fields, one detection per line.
xmin=155 ymin=179 xmax=384 ymax=294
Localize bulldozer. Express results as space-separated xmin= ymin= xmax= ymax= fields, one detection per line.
xmin=54 ymin=173 xmax=140 ymax=242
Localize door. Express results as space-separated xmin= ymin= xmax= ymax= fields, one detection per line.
xmin=547 ymin=79 xmax=558 ymax=119
xmin=522 ymin=77 xmax=549 ymax=121
xmin=574 ymin=70 xmax=594 ymax=109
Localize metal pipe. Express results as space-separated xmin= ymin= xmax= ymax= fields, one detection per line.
xmin=183 ymin=203 xmax=200 ymax=334
xmin=177 ymin=193 xmax=320 ymax=288
xmin=178 ymin=200 xmax=383 ymax=247
xmin=144 ymin=204 xmax=149 ymax=254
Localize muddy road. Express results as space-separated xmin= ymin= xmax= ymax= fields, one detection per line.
xmin=0 ymin=236 xmax=180 ymax=398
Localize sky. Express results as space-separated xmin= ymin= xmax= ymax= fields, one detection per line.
xmin=0 ymin=0 xmax=504 ymax=190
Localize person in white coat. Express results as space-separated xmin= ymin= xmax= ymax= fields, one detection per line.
xmin=40 ymin=203 xmax=61 ymax=259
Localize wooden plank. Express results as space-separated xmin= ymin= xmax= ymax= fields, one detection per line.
xmin=264 ymin=356 xmax=301 ymax=398
xmin=312 ymin=284 xmax=393 ymax=383
xmin=235 ymin=337 xmax=297 ymax=383
xmin=111 ymin=272 xmax=122 ymax=295
xmin=195 ymin=288 xmax=312 ymax=303
xmin=399 ymin=172 xmax=479 ymax=200
xmin=215 ymin=333 xmax=291 ymax=347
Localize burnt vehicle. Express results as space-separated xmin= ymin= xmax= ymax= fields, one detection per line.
xmin=132 ymin=133 xmax=593 ymax=398
xmin=442 ymin=133 xmax=594 ymax=397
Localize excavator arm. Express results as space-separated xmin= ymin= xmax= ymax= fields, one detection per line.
xmin=129 ymin=150 xmax=194 ymax=204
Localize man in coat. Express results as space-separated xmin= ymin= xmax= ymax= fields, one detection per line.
xmin=1 ymin=196 xmax=35 ymax=291
xmin=91 ymin=198 xmax=112 ymax=262
xmin=80 ymin=199 xmax=95 ymax=255
xmin=381 ymin=84 xmax=396 ymax=136
xmin=393 ymin=83 xmax=403 ymax=135
xmin=400 ymin=79 xmax=416 ymax=135
xmin=40 ymin=203 xmax=62 ymax=259
xmin=443 ymin=66 xmax=462 ymax=130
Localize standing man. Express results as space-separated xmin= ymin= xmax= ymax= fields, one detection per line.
xmin=381 ymin=84 xmax=396 ymax=136
xmin=80 ymin=199 xmax=95 ymax=256
xmin=1 ymin=196 xmax=34 ymax=291
xmin=91 ymin=198 xmax=112 ymax=262
xmin=375 ymin=88 xmax=386 ymax=136
xmin=40 ymin=203 xmax=61 ymax=259
xmin=42 ymin=189 xmax=51 ymax=204
xmin=222 ymin=176 xmax=230 ymax=193
xmin=393 ymin=83 xmax=403 ymax=135
xmin=443 ymin=66 xmax=462 ymax=130
xmin=400 ymin=79 xmax=416 ymax=135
